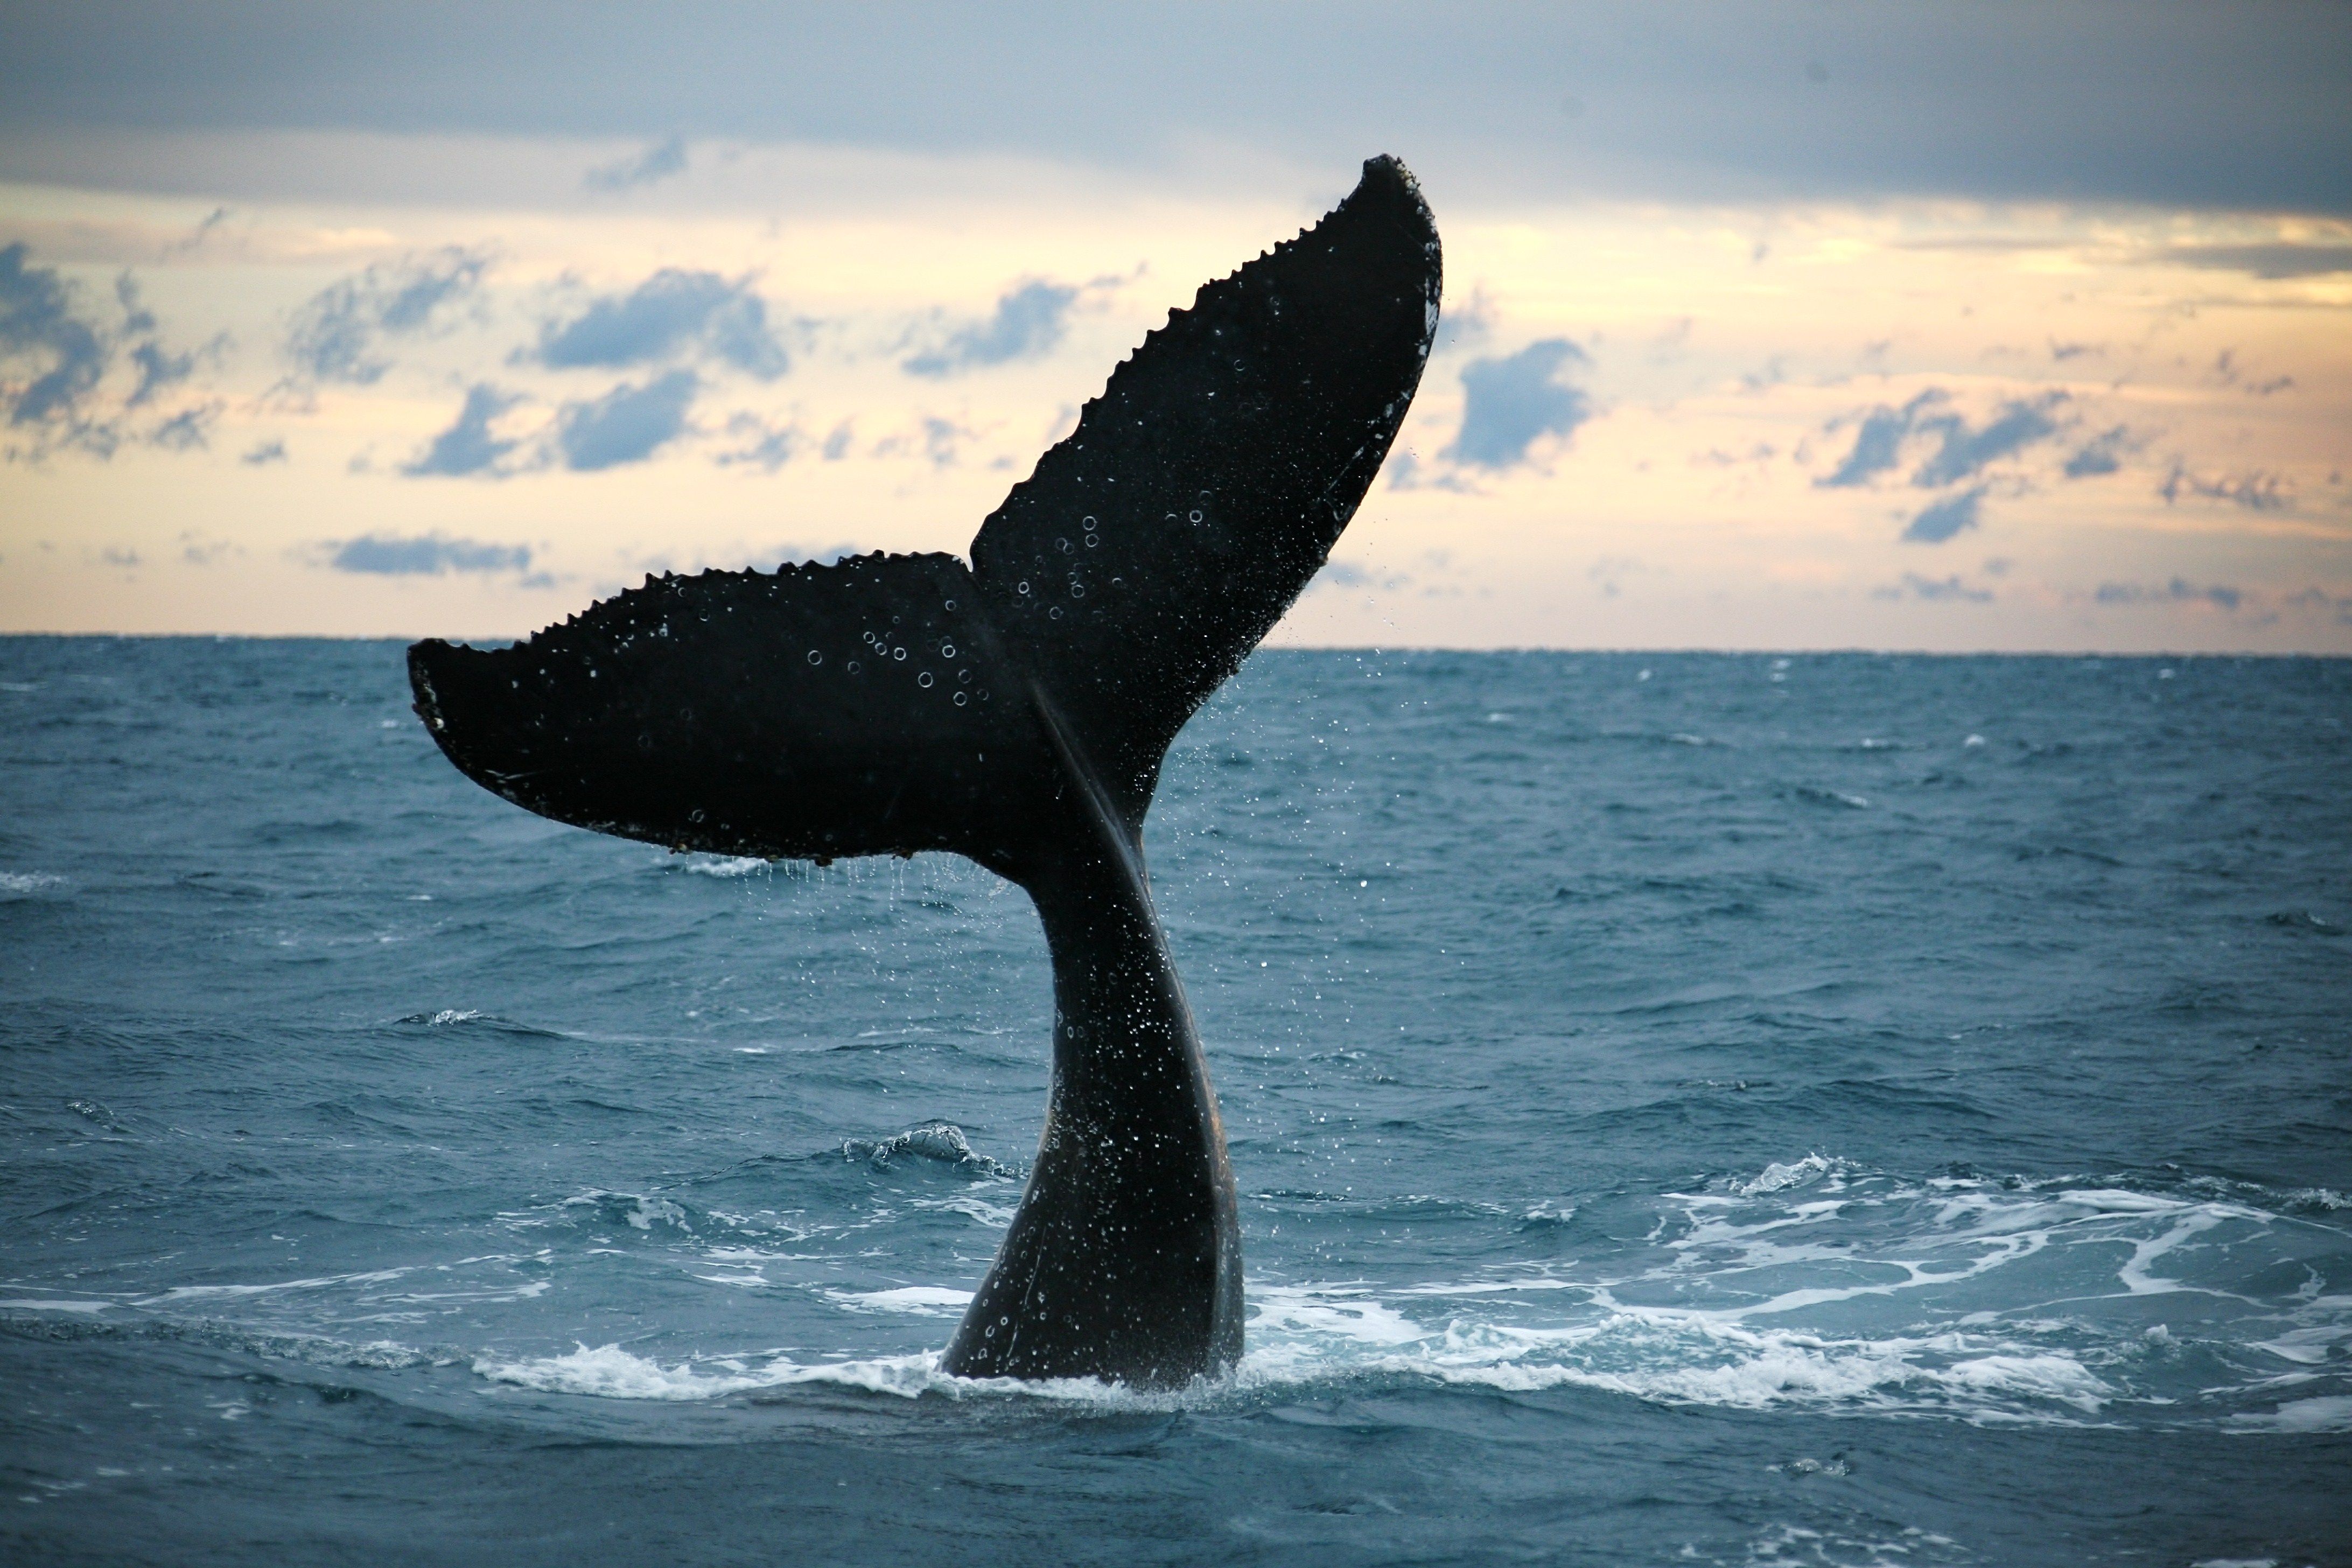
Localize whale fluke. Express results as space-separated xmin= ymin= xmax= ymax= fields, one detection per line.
xmin=410 ymin=156 xmax=1441 ymax=1386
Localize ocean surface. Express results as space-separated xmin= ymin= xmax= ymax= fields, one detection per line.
xmin=3 ymin=636 xmax=2348 ymax=1566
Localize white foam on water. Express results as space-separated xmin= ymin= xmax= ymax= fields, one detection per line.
xmin=1735 ymin=1153 xmax=1847 ymax=1196
xmin=909 ymin=1194 xmax=1017 ymax=1228
xmin=825 ymin=1286 xmax=974 ymax=1315
xmin=438 ymin=1167 xmax=2351 ymax=1422
xmin=678 ymin=855 xmax=769 ymax=878
xmin=1250 ymin=1284 xmax=1430 ymax=1347
xmin=470 ymin=1342 xmax=1136 ymax=1405
xmin=17 ymin=1156 xmax=2337 ymax=1430
xmin=0 ymin=871 xmax=68 ymax=894
xmin=0 ymin=1298 xmax=111 ymax=1314
xmin=477 ymin=1343 xmax=791 ymax=1399
xmin=2226 ymin=1394 xmax=2352 ymax=1432
xmin=144 ymin=1268 xmax=413 ymax=1303
xmin=1238 ymin=1286 xmax=2116 ymax=1416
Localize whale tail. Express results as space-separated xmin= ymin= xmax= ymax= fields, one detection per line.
xmin=409 ymin=157 xmax=1439 ymax=1387
xmin=408 ymin=156 xmax=1440 ymax=885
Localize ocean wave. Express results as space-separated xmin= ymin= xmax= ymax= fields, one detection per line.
xmin=2227 ymin=1394 xmax=2352 ymax=1432
xmin=1733 ymin=1153 xmax=1852 ymax=1196
xmin=824 ymin=1285 xmax=975 ymax=1316
xmin=842 ymin=1122 xmax=1014 ymax=1179
xmin=0 ymin=870 xmax=69 ymax=895
xmin=1243 ymin=1285 xmax=2116 ymax=1417
xmin=0 ymin=1306 xmax=453 ymax=1371
xmin=391 ymin=1009 xmax=568 ymax=1038
xmin=504 ymin=1189 xmax=702 ymax=1235
xmin=471 ymin=1342 xmax=1182 ymax=1406
xmin=8 ymin=1154 xmax=2340 ymax=1432
xmin=452 ymin=1310 xmax=2120 ymax=1423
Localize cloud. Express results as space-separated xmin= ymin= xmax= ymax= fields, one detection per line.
xmin=920 ymin=414 xmax=968 ymax=468
xmin=584 ymin=135 xmax=689 ymax=192
xmin=1435 ymin=285 xmax=1497 ymax=354
xmin=2159 ymin=462 xmax=2292 ymax=512
xmin=716 ymin=412 xmax=801 ymax=471
xmin=241 ymin=438 xmax=287 ymax=465
xmin=125 ymin=338 xmax=193 ymax=408
xmin=904 ymin=281 xmax=1079 ymax=376
xmin=821 ymin=420 xmax=854 ymax=460
xmin=534 ymin=269 xmax=786 ymax=380
xmin=1877 ymin=571 xmax=1992 ymax=602
xmin=1817 ymin=390 xmax=1944 ymax=487
xmin=1 ymin=241 xmax=110 ymax=431
xmin=1911 ymin=393 xmax=2067 ymax=487
xmin=1819 ymin=389 xmax=2068 ymax=492
xmin=403 ymin=383 xmax=524 ymax=478
xmin=284 ymin=247 xmax=487 ymax=385
xmin=2283 ymin=587 xmax=2352 ymax=625
xmin=1588 ymin=555 xmax=1657 ymax=599
xmin=2063 ymin=425 xmax=2139 ymax=478
xmin=2160 ymin=243 xmax=2352 ymax=279
xmin=1691 ymin=442 xmax=1777 ymax=468
xmin=3 ymin=244 xmax=212 ymax=459
xmin=149 ymin=403 xmax=216 ymax=451
xmin=555 ymin=369 xmax=698 ymax=470
xmin=2094 ymin=577 xmax=2243 ymax=611
xmin=1902 ymin=486 xmax=1986 ymax=544
xmin=1308 ymin=559 xmax=1411 ymax=594
xmin=327 ymin=533 xmax=533 ymax=575
xmin=179 ymin=531 xmax=235 ymax=565
xmin=164 ymin=206 xmax=233 ymax=257
xmin=1445 ymin=339 xmax=1593 ymax=469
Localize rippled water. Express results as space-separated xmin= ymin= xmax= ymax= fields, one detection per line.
xmin=4 ymin=638 xmax=2348 ymax=1565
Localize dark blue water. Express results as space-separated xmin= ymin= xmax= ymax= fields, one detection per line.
xmin=4 ymin=638 xmax=2349 ymax=1566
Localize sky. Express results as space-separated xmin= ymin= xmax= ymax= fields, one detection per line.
xmin=2 ymin=1 xmax=2349 ymax=650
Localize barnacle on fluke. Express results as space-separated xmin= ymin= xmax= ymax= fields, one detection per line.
xmin=409 ymin=156 xmax=1441 ymax=1387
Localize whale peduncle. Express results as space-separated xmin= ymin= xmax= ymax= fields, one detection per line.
xmin=941 ymin=689 xmax=1242 ymax=1384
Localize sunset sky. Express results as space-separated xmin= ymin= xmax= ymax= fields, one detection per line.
xmin=4 ymin=2 xmax=2348 ymax=650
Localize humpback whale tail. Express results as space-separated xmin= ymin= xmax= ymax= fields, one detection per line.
xmin=409 ymin=157 xmax=1441 ymax=1387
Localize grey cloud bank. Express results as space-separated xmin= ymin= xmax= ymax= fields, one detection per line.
xmin=2161 ymin=243 xmax=2352 ymax=279
xmin=3 ymin=2 xmax=2347 ymax=213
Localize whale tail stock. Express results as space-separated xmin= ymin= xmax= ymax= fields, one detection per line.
xmin=408 ymin=156 xmax=1441 ymax=1385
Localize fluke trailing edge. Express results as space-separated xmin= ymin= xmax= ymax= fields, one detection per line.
xmin=408 ymin=156 xmax=1441 ymax=1387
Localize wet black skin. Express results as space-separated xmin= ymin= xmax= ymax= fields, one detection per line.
xmin=407 ymin=157 xmax=1440 ymax=1387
